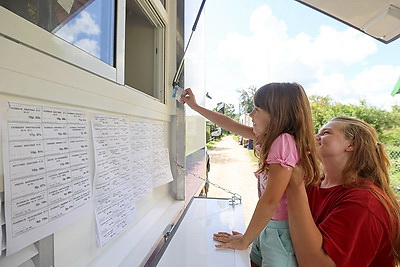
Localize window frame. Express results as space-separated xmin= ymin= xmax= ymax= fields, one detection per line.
xmin=124 ymin=0 xmax=167 ymax=102
xmin=0 ymin=5 xmax=117 ymax=81
xmin=0 ymin=0 xmax=168 ymax=100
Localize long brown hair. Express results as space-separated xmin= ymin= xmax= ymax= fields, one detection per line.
xmin=253 ymin=82 xmax=320 ymax=186
xmin=333 ymin=116 xmax=400 ymax=263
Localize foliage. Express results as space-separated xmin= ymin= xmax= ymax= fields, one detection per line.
xmin=381 ymin=129 xmax=400 ymax=146
xmin=206 ymin=121 xmax=222 ymax=142
xmin=309 ymin=95 xmax=336 ymax=132
xmin=213 ymin=102 xmax=237 ymax=120
xmin=211 ymin=102 xmax=237 ymax=136
xmin=387 ymin=146 xmax=400 ymax=198
xmin=309 ymin=95 xmax=400 ymax=144
xmin=237 ymin=86 xmax=257 ymax=114
xmin=206 ymin=140 xmax=216 ymax=150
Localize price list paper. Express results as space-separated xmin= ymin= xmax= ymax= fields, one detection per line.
xmin=3 ymin=102 xmax=92 ymax=255
xmin=129 ymin=119 xmax=153 ymax=200
xmin=150 ymin=121 xmax=173 ymax=188
xmin=93 ymin=114 xmax=136 ymax=247
xmin=129 ymin=119 xmax=173 ymax=198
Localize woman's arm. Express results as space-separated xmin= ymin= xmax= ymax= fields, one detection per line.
xmin=214 ymin=164 xmax=291 ymax=249
xmin=286 ymin=170 xmax=336 ymax=267
xmin=181 ymin=88 xmax=255 ymax=139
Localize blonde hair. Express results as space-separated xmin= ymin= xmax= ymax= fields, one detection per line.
xmin=253 ymin=82 xmax=320 ymax=186
xmin=332 ymin=116 xmax=400 ymax=263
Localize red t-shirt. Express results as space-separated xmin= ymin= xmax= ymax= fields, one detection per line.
xmin=307 ymin=181 xmax=396 ymax=267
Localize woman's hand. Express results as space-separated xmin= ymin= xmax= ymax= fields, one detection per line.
xmin=180 ymin=88 xmax=198 ymax=109
xmin=213 ymin=231 xmax=249 ymax=250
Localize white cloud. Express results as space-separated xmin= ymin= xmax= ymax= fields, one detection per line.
xmin=213 ymin=4 xmax=399 ymax=109
xmin=352 ymin=65 xmax=400 ymax=94
xmin=249 ymin=5 xmax=288 ymax=39
xmin=307 ymin=72 xmax=348 ymax=97
xmin=290 ymin=26 xmax=377 ymax=67
xmin=54 ymin=11 xmax=100 ymax=56
xmin=298 ymin=65 xmax=400 ymax=109
xmin=74 ymin=39 xmax=100 ymax=58
xmin=350 ymin=65 xmax=400 ymax=108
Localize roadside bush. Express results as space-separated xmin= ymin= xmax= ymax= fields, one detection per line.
xmin=387 ymin=146 xmax=400 ymax=199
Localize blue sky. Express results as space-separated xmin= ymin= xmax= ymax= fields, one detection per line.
xmin=55 ymin=0 xmax=114 ymax=65
xmin=201 ymin=0 xmax=400 ymax=111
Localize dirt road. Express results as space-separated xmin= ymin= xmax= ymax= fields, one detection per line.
xmin=206 ymin=135 xmax=258 ymax=227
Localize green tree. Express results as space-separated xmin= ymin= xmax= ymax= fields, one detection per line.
xmin=238 ymin=86 xmax=257 ymax=114
xmin=212 ymin=102 xmax=237 ymax=120
xmin=309 ymin=95 xmax=400 ymax=145
xmin=309 ymin=95 xmax=336 ymax=132
xmin=381 ymin=104 xmax=400 ymax=145
xmin=210 ymin=102 xmax=237 ymax=136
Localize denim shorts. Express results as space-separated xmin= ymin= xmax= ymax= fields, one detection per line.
xmin=250 ymin=220 xmax=297 ymax=267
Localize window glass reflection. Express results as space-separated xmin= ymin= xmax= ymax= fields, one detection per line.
xmin=0 ymin=0 xmax=115 ymax=66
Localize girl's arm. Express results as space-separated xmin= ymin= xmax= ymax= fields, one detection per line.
xmin=214 ymin=164 xmax=291 ymax=249
xmin=286 ymin=170 xmax=336 ymax=267
xmin=181 ymin=88 xmax=255 ymax=139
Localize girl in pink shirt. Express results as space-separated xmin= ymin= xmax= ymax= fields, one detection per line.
xmin=182 ymin=82 xmax=320 ymax=267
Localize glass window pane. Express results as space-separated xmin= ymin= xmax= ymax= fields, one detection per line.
xmin=125 ymin=0 xmax=165 ymax=101
xmin=0 ymin=0 xmax=115 ymax=66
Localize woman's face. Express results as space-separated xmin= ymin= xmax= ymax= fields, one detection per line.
xmin=249 ymin=106 xmax=271 ymax=135
xmin=315 ymin=121 xmax=353 ymax=159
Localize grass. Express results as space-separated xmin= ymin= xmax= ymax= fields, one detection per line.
xmin=232 ymin=135 xmax=238 ymax=142
xmin=206 ymin=140 xmax=216 ymax=150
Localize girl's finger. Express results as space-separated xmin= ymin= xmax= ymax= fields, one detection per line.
xmin=217 ymin=231 xmax=230 ymax=235
xmin=213 ymin=233 xmax=230 ymax=238
xmin=215 ymin=243 xmax=230 ymax=249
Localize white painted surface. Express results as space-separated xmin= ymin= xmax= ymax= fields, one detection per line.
xmin=157 ymin=198 xmax=250 ymax=267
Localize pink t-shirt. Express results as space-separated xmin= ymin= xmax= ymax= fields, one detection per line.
xmin=255 ymin=133 xmax=299 ymax=220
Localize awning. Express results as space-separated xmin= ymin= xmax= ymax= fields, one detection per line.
xmin=295 ymin=0 xmax=400 ymax=44
xmin=391 ymin=76 xmax=400 ymax=96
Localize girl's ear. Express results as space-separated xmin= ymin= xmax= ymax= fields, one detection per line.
xmin=345 ymin=140 xmax=355 ymax=152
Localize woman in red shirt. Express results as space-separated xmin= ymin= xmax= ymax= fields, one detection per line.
xmin=287 ymin=116 xmax=400 ymax=267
